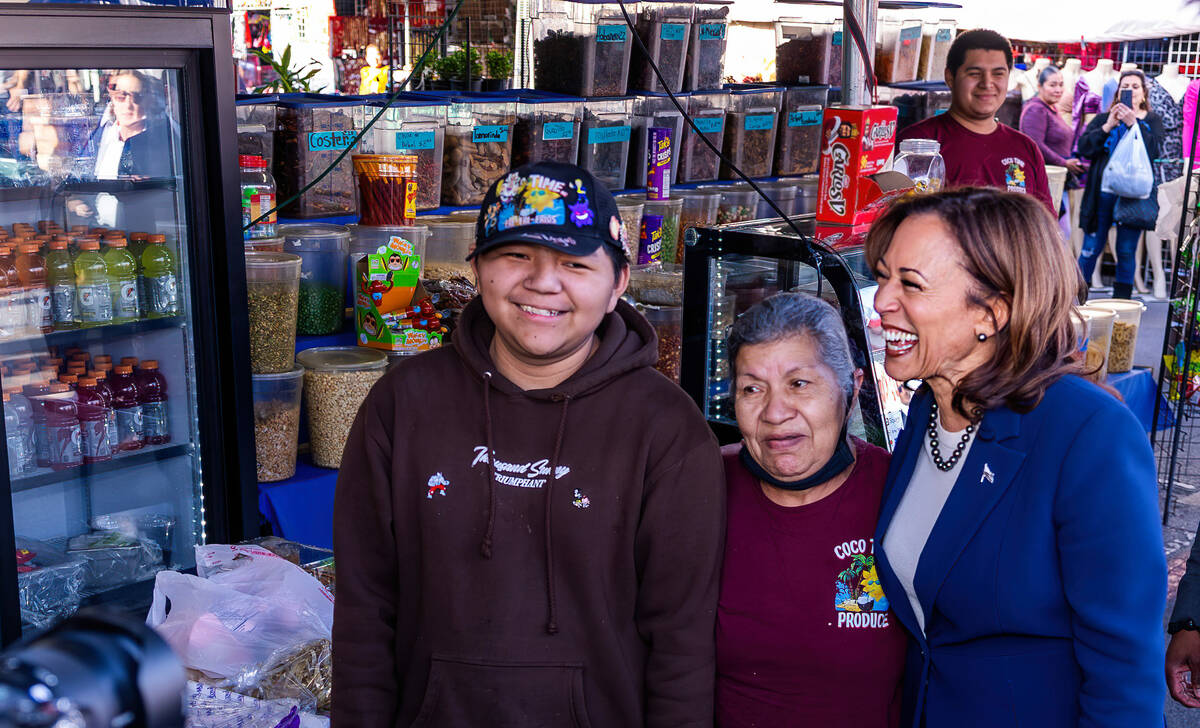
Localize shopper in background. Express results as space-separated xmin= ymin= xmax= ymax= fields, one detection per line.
xmin=358 ymin=44 xmax=389 ymax=95
xmin=332 ymin=161 xmax=725 ymax=727
xmin=897 ymin=29 xmax=1055 ymax=215
xmin=1019 ymin=64 xmax=1086 ymax=237
xmin=1076 ymin=69 xmax=1164 ymax=300
xmin=867 ymin=187 xmax=1166 ymax=727
xmin=716 ymin=292 xmax=905 ymax=728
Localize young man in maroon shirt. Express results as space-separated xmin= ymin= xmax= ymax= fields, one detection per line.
xmin=898 ymin=29 xmax=1056 ymax=215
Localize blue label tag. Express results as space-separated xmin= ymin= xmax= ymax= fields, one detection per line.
xmin=661 ymin=23 xmax=686 ymax=41
xmin=900 ymin=26 xmax=921 ymax=42
xmin=744 ymin=114 xmax=774 ymax=131
xmin=307 ymin=130 xmax=356 ymax=152
xmin=788 ymin=109 xmax=823 ymax=127
xmin=936 ymin=28 xmax=952 ymax=42
xmin=833 ymin=30 xmax=843 ymax=46
xmin=597 ymin=24 xmax=627 ymax=42
xmin=472 ymin=125 xmax=509 ymax=143
xmin=587 ymin=125 xmax=631 ymax=144
xmin=542 ymin=121 xmax=575 ymax=141
xmin=693 ymin=116 xmax=724 ymax=134
xmin=699 ymin=23 xmax=725 ymax=41
xmin=394 ymin=130 xmax=436 ymax=150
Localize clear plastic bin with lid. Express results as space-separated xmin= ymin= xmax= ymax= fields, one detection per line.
xmin=775 ymin=19 xmax=843 ymax=86
xmin=512 ymin=90 xmax=584 ymax=167
xmin=630 ymin=1 xmax=696 ymax=94
xmin=628 ymin=92 xmax=687 ymax=188
xmin=531 ymin=0 xmax=639 ymax=97
xmin=677 ymin=90 xmax=728 ymax=182
xmin=720 ymin=86 xmax=782 ymax=179
xmin=356 ymin=93 xmax=449 ymax=211
xmin=279 ymin=223 xmax=350 ymax=336
xmin=272 ymin=94 xmax=362 ymax=218
xmin=442 ymin=95 xmax=516 ymax=206
xmin=892 ymin=138 xmax=945 ymax=194
xmin=685 ymin=0 xmax=731 ymax=91
xmin=919 ymin=20 xmax=957 ymax=81
xmin=775 ymin=85 xmax=828 ymax=177
xmin=876 ymin=18 xmax=925 ymax=84
xmin=578 ymin=96 xmax=634 ymax=191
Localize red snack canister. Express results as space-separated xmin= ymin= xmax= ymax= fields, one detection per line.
xmin=352 ymin=154 xmax=418 ymax=226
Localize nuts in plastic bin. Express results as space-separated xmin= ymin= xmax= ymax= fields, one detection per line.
xmin=442 ymin=124 xmax=513 ymax=206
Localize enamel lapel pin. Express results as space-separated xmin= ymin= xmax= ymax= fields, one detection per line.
xmin=981 ymin=464 xmax=995 ymax=484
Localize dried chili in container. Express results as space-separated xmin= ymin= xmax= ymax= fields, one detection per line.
xmin=532 ymin=0 xmax=638 ymax=97
xmin=684 ymin=0 xmax=731 ymax=91
xmin=630 ymin=1 xmax=695 ymax=94
xmin=513 ymin=90 xmax=583 ymax=167
xmin=352 ymin=154 xmax=418 ymax=226
xmin=774 ymin=85 xmax=829 ymax=177
xmin=775 ymin=20 xmax=842 ymax=86
xmin=720 ymin=86 xmax=782 ymax=180
xmin=677 ymin=89 xmax=727 ymax=183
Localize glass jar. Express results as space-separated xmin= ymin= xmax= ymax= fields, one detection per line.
xmin=240 ymin=155 xmax=277 ymax=241
xmin=892 ymin=139 xmax=945 ymax=194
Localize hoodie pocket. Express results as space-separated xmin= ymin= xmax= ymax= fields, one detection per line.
xmin=409 ymin=654 xmax=595 ymax=728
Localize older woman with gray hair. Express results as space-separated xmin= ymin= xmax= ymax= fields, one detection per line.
xmin=715 ymin=292 xmax=906 ymax=728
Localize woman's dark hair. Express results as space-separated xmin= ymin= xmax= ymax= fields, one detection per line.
xmin=1119 ymin=69 xmax=1151 ymax=112
xmin=1037 ymin=64 xmax=1061 ymax=87
xmin=946 ymin=29 xmax=1014 ymax=77
xmin=864 ymin=188 xmax=1085 ymax=421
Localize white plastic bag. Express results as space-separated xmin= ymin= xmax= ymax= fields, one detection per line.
xmin=1101 ymin=122 xmax=1154 ymax=200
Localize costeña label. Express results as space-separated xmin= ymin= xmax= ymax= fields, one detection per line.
xmin=307 ymin=130 xmax=356 ymax=152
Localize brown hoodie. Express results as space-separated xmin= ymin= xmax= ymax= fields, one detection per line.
xmin=332 ymin=297 xmax=726 ymax=727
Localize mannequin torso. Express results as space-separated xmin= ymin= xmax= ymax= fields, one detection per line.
xmin=1019 ymin=57 xmax=1051 ymax=101
xmin=1082 ymin=59 xmax=1117 ymax=94
xmin=1058 ymin=58 xmax=1082 ymax=125
xmin=1159 ymin=64 xmax=1190 ymax=103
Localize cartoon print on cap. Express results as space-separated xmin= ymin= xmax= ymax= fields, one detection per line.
xmin=498 ymin=173 xmax=568 ymax=230
xmin=568 ymin=179 xmax=594 ymax=227
xmin=498 ymin=172 xmax=522 ymax=203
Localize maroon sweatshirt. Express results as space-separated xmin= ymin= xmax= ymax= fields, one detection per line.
xmin=332 ymin=297 xmax=726 ymax=727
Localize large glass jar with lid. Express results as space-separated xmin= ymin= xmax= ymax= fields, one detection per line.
xmin=892 ymin=139 xmax=945 ymax=194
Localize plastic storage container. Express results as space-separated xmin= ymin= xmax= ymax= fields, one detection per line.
xmin=677 ymin=90 xmax=727 ymax=182
xmin=876 ymin=85 xmax=928 ymax=133
xmin=628 ymin=263 xmax=684 ymax=305
xmin=643 ymin=304 xmax=683 ymax=381
xmin=352 ymin=154 xmax=418 ymax=226
xmin=244 ymin=237 xmax=284 ymax=253
xmin=423 ymin=218 xmax=477 ymax=281
xmin=349 ymin=224 xmax=430 ymax=308
xmin=721 ymin=87 xmax=782 ymax=179
xmin=892 ymin=139 xmax=946 ymax=194
xmin=579 ymin=97 xmax=634 ymax=191
xmin=251 ymin=365 xmax=304 ymax=482
xmin=240 ymin=155 xmax=277 ymax=240
xmin=628 ymin=93 xmax=687 ymax=188
xmin=513 ymin=91 xmax=584 ymax=167
xmin=245 ymin=252 xmax=302 ymax=374
xmin=1086 ymin=298 xmax=1146 ymax=373
xmin=296 ymin=346 xmax=388 ymax=469
xmin=676 ymin=190 xmax=720 ymax=256
xmin=919 ymin=20 xmax=957 ymax=81
xmin=710 ymin=184 xmax=760 ymax=223
xmin=639 ymin=196 xmax=684 ymax=265
xmin=795 ymin=175 xmax=818 ymax=215
xmin=755 ymin=179 xmax=799 ymax=218
xmin=442 ymin=95 xmax=516 ymax=206
xmin=237 ymin=123 xmax=274 ymax=172
xmin=775 ymin=85 xmax=829 ymax=177
xmin=615 ymin=196 xmax=645 ymax=261
xmin=356 ymin=95 xmax=448 ymax=211
xmin=280 ymin=223 xmax=351 ymax=336
xmin=273 ymin=94 xmax=360 ymax=218
xmin=1077 ymin=305 xmax=1115 ymax=384
xmin=685 ymin=1 xmax=731 ymax=91
xmin=775 ymin=20 xmax=843 ymax=86
xmin=631 ymin=2 xmax=695 ymax=93
xmin=532 ymin=0 xmax=638 ymax=97
xmin=876 ymin=19 xmax=924 ymax=84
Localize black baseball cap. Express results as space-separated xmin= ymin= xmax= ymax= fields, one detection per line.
xmin=470 ymin=161 xmax=629 ymax=261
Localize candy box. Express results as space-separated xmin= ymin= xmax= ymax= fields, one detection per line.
xmin=815 ymin=171 xmax=913 ymax=242
xmin=816 ymin=105 xmax=899 ymax=227
xmin=355 ymin=233 xmax=446 ymax=353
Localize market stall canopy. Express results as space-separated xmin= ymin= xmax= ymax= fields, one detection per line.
xmin=948 ymin=0 xmax=1200 ymax=43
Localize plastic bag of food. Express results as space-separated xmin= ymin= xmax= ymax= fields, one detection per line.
xmin=17 ymin=536 xmax=85 ymax=628
xmin=185 ymin=681 xmax=329 ymax=728
xmin=67 ymin=530 xmax=163 ymax=590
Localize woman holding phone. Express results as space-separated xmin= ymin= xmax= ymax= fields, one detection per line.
xmin=1075 ymin=69 xmax=1163 ymax=300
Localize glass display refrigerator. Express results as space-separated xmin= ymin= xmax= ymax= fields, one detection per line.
xmin=680 ymin=214 xmax=911 ymax=451
xmin=0 ymin=3 xmax=255 ymax=642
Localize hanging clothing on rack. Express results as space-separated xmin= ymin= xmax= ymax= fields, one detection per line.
xmin=1147 ymin=76 xmax=1183 ymax=184
xmin=1072 ymin=76 xmax=1102 ymax=152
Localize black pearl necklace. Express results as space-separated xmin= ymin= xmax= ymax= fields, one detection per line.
xmin=928 ymin=401 xmax=974 ymax=472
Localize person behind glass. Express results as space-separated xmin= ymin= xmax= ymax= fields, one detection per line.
xmin=867 ymin=188 xmax=1166 ymax=728
xmin=1076 ymin=69 xmax=1163 ymax=300
xmin=1019 ymin=64 xmax=1086 ymax=234
xmin=716 ymin=292 xmax=906 ymax=728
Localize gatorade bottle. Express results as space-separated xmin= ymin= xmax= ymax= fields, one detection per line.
xmin=4 ymin=387 xmax=34 ymax=474
xmin=0 ymin=256 xmax=14 ymax=342
xmin=75 ymin=240 xmax=113 ymax=328
xmin=0 ymin=246 xmax=25 ymax=337
xmin=15 ymin=242 xmax=51 ymax=334
xmin=22 ymin=383 xmax=49 ymax=468
xmin=142 ymin=235 xmax=179 ymax=318
xmin=42 ymin=383 xmax=81 ymax=471
xmin=121 ymin=357 xmax=138 ymax=369
xmin=58 ymin=374 xmax=78 ymax=390
xmin=4 ymin=393 xmax=27 ymax=475
xmin=130 ymin=232 xmax=148 ymax=310
xmin=46 ymin=238 xmax=77 ymax=330
xmin=102 ymin=237 xmax=139 ymax=323
xmin=75 ymin=377 xmax=113 ymax=464
xmin=137 ymin=360 xmax=170 ymax=445
xmin=89 ymin=369 xmax=119 ymax=454
xmin=109 ymin=364 xmax=143 ymax=451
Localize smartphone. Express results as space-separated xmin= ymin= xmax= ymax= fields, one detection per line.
xmin=1120 ymin=89 xmax=1133 ymax=108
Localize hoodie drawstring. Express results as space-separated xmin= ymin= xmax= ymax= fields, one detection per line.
xmin=543 ymin=395 xmax=571 ymax=635
xmin=479 ymin=372 xmax=499 ymax=559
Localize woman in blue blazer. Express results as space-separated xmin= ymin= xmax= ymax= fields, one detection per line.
xmin=865 ymin=187 xmax=1166 ymax=727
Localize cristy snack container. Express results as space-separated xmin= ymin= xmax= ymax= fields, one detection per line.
xmin=273 ymin=94 xmax=361 ymax=218
xmin=251 ymin=365 xmax=304 ymax=482
xmin=815 ymin=105 xmax=901 ymax=228
xmin=244 ymin=252 xmax=302 ymax=374
xmin=630 ymin=1 xmax=695 ymax=94
xmin=720 ymin=86 xmax=782 ymax=179
xmin=629 ymin=93 xmax=686 ymax=188
xmin=677 ymin=89 xmax=728 ymax=182
xmin=776 ymin=85 xmax=830 ymax=177
xmin=531 ymin=0 xmax=639 ymax=97
xmin=638 ymin=196 xmax=684 ymax=265
xmin=579 ymin=97 xmax=634 ymax=191
xmin=356 ymin=94 xmax=448 ymax=210
xmin=775 ymin=19 xmax=842 ymax=86
xmin=1086 ymin=298 xmax=1146 ymax=374
xmin=442 ymin=95 xmax=516 ymax=206
xmin=296 ymin=346 xmax=387 ymax=469
xmin=685 ymin=0 xmax=731 ymax=91
xmin=513 ymin=90 xmax=584 ymax=167
xmin=280 ymin=223 xmax=351 ymax=336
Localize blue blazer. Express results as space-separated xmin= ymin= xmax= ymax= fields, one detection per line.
xmin=874 ymin=376 xmax=1166 ymax=728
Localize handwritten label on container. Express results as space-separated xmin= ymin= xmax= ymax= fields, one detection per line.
xmin=597 ymin=24 xmax=627 ymax=42
xmin=307 ymin=130 xmax=357 ymax=152
xmin=395 ymin=130 xmax=436 ymax=150
xmin=900 ymin=26 xmax=921 ymax=43
xmin=661 ymin=23 xmax=686 ymax=41
xmin=935 ymin=28 xmax=953 ymax=42
xmin=788 ymin=109 xmax=824 ymax=127
xmin=588 ymin=125 xmax=632 ymax=144
xmin=744 ymin=114 xmax=775 ymax=131
xmin=693 ymin=116 xmax=724 ymax=134
xmin=699 ymin=23 xmax=726 ymax=41
xmin=542 ymin=122 xmax=575 ymax=141
xmin=472 ymin=125 xmax=509 ymax=143
xmin=833 ymin=31 xmax=843 ymax=46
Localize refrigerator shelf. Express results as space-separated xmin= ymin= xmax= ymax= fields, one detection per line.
xmin=0 ymin=178 xmax=178 ymax=202
xmin=12 ymin=442 xmax=193 ymax=493
xmin=0 ymin=316 xmax=185 ymax=355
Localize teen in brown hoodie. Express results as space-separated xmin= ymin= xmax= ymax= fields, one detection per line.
xmin=332 ymin=162 xmax=725 ymax=727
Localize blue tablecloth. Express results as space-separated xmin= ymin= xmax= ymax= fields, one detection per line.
xmin=258 ymin=456 xmax=338 ymax=549
xmin=1106 ymin=366 xmax=1163 ymax=433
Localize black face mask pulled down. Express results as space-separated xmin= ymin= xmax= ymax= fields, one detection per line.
xmin=739 ymin=422 xmax=854 ymax=491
